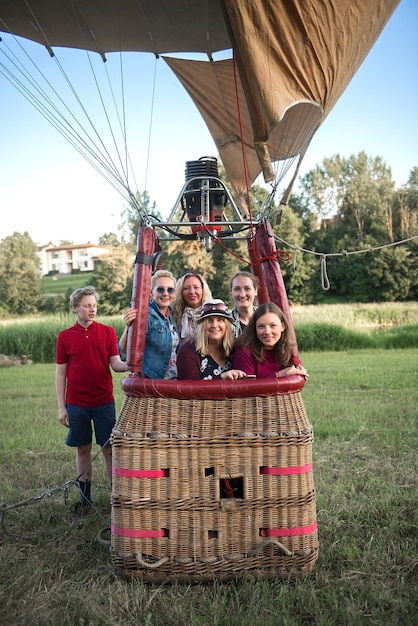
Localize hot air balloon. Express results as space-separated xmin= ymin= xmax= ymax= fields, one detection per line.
xmin=0 ymin=0 xmax=400 ymax=583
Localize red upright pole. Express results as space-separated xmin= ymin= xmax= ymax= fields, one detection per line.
xmin=248 ymin=233 xmax=269 ymax=304
xmin=126 ymin=226 xmax=156 ymax=372
xmin=250 ymin=221 xmax=298 ymax=359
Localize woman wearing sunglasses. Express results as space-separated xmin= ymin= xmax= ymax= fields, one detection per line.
xmin=172 ymin=271 xmax=212 ymax=348
xmin=177 ymin=299 xmax=246 ymax=381
xmin=119 ymin=270 xmax=179 ymax=378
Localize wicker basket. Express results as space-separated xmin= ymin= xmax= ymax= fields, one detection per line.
xmin=111 ymin=376 xmax=318 ymax=583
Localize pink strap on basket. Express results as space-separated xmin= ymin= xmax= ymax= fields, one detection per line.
xmin=260 ymin=463 xmax=312 ymax=475
xmin=112 ymin=526 xmax=169 ymax=538
xmin=112 ymin=468 xmax=169 ymax=478
xmin=260 ymin=522 xmax=317 ymax=537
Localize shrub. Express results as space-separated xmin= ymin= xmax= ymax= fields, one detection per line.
xmin=0 ymin=316 xmax=125 ymax=363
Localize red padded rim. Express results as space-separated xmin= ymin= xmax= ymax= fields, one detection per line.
xmin=121 ymin=374 xmax=306 ymax=400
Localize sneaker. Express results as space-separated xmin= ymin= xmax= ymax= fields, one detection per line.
xmin=70 ymin=500 xmax=92 ymax=516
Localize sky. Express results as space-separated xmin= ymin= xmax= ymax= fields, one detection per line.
xmin=0 ymin=0 xmax=417 ymax=246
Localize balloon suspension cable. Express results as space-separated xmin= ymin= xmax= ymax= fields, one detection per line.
xmin=0 ymin=14 xmax=144 ymax=210
xmin=232 ymin=55 xmax=255 ymax=236
xmin=128 ymin=190 xmax=152 ymax=227
xmin=58 ymin=1 xmax=133 ymax=188
xmin=143 ymin=55 xmax=158 ymax=197
xmin=262 ymin=180 xmax=280 ymax=216
xmin=232 ymin=53 xmax=275 ymax=268
xmin=69 ymin=1 xmax=140 ymax=195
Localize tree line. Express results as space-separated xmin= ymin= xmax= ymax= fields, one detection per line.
xmin=0 ymin=152 xmax=417 ymax=316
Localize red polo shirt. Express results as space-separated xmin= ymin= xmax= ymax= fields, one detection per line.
xmin=56 ymin=321 xmax=119 ymax=407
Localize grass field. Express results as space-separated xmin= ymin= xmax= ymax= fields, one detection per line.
xmin=41 ymin=272 xmax=94 ymax=296
xmin=0 ymin=350 xmax=417 ymax=625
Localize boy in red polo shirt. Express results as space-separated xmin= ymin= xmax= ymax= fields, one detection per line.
xmin=56 ymin=286 xmax=128 ymax=514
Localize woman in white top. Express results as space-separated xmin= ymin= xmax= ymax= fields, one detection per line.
xmin=172 ymin=271 xmax=212 ymax=347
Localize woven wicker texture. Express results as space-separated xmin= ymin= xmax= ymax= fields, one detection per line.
xmin=111 ymin=389 xmax=318 ymax=582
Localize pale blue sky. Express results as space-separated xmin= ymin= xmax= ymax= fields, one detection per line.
xmin=0 ymin=0 xmax=417 ymax=245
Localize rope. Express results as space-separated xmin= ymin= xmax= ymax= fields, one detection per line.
xmin=273 ymin=233 xmax=418 ymax=290
xmin=1 ymin=438 xmax=112 ymax=537
xmin=97 ymin=526 xmax=111 ymax=546
xmin=248 ymin=539 xmax=292 ymax=557
xmin=112 ymin=544 xmax=299 ymax=569
xmin=321 ymin=255 xmax=331 ymax=291
xmin=136 ymin=554 xmax=169 ymax=569
xmin=0 ymin=479 xmax=75 ymax=536
xmin=198 ymin=225 xmax=292 ymax=269
xmin=231 ymin=54 xmax=259 ymax=259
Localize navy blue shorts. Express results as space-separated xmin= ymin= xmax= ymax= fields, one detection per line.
xmin=65 ymin=402 xmax=116 ymax=448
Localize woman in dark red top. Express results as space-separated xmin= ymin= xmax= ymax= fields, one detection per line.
xmin=177 ymin=299 xmax=246 ymax=380
xmin=233 ymin=302 xmax=308 ymax=379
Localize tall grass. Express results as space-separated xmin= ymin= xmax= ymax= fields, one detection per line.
xmin=290 ymin=301 xmax=418 ymax=328
xmin=0 ymin=315 xmax=125 ymax=363
xmin=0 ymin=351 xmax=417 ymax=625
xmin=1 ymin=303 xmax=418 ymax=363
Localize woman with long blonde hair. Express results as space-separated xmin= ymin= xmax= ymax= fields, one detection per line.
xmin=172 ymin=271 xmax=212 ymax=347
xmin=177 ymin=299 xmax=246 ymax=381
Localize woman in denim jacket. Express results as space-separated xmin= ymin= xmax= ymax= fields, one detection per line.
xmin=119 ymin=270 xmax=179 ymax=379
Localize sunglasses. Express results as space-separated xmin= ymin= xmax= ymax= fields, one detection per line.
xmin=155 ymin=286 xmax=176 ymax=295
xmin=201 ymin=302 xmax=228 ymax=313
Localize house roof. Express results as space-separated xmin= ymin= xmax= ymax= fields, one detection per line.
xmin=38 ymin=243 xmax=109 ymax=252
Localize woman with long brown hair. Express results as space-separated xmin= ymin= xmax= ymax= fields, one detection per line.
xmin=233 ymin=302 xmax=308 ymax=379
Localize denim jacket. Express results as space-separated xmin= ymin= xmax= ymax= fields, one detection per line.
xmin=142 ymin=300 xmax=179 ymax=378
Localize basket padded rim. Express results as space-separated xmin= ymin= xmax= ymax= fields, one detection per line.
xmin=121 ymin=374 xmax=306 ymax=400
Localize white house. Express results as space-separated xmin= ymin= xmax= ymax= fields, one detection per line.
xmin=37 ymin=243 xmax=111 ymax=277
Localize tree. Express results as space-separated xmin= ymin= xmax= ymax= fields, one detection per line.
xmin=0 ymin=232 xmax=43 ymax=315
xmin=273 ymin=205 xmax=319 ymax=304
xmin=209 ymin=237 xmax=247 ymax=304
xmin=339 ymin=153 xmax=395 ymax=244
xmin=367 ymin=246 xmax=413 ymax=302
xmin=298 ymin=154 xmax=348 ymax=222
xmin=394 ymin=167 xmax=418 ymax=240
xmin=294 ymin=152 xmax=418 ymax=302
xmin=92 ymin=242 xmax=133 ymax=314
xmin=98 ymin=232 xmax=124 ymax=249
xmin=299 ymin=152 xmax=396 ymax=247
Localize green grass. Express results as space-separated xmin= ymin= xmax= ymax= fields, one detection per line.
xmin=0 ymin=351 xmax=417 ymax=625
xmin=41 ymin=272 xmax=94 ymax=296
